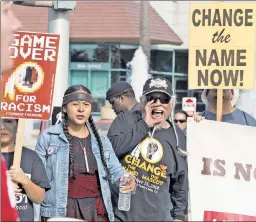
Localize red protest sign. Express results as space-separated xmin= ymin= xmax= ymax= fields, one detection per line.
xmin=204 ymin=211 xmax=256 ymax=221
xmin=1 ymin=31 xmax=60 ymax=120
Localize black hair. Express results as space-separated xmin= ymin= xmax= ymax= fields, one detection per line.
xmin=62 ymin=85 xmax=109 ymax=180
xmin=175 ymin=110 xmax=188 ymax=119
xmin=113 ymin=89 xmax=136 ymax=100
xmin=205 ymin=89 xmax=234 ymax=96
xmin=122 ymin=89 xmax=136 ymax=99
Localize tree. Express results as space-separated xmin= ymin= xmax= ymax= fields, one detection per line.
xmin=140 ymin=1 xmax=151 ymax=68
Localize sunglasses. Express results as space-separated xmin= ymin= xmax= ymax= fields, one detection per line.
xmin=146 ymin=95 xmax=171 ymax=104
xmin=109 ymin=96 xmax=120 ymax=105
xmin=174 ymin=119 xmax=187 ymax=124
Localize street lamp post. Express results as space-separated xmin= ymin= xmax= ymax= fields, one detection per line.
xmin=13 ymin=0 xmax=76 ymax=137
xmin=13 ymin=1 xmax=76 ymax=108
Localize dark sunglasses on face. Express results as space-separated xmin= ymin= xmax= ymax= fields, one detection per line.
xmin=146 ymin=95 xmax=171 ymax=104
xmin=174 ymin=119 xmax=187 ymax=124
xmin=109 ymin=96 xmax=120 ymax=105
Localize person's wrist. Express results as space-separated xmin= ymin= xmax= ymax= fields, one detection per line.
xmin=21 ymin=176 xmax=30 ymax=187
xmin=143 ymin=116 xmax=153 ymax=128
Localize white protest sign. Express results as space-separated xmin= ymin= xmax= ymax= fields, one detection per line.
xmin=187 ymin=120 xmax=256 ymax=221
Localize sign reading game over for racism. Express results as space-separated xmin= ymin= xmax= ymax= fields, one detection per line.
xmin=189 ymin=3 xmax=256 ymax=89
xmin=1 ymin=31 xmax=60 ymax=120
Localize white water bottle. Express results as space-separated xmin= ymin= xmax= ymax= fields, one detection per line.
xmin=118 ymin=174 xmax=131 ymax=211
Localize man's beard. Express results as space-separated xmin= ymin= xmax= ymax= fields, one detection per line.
xmin=154 ymin=122 xmax=164 ymax=130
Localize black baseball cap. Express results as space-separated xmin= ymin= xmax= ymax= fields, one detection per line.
xmin=142 ymin=77 xmax=173 ymax=97
xmin=106 ymin=81 xmax=133 ymax=101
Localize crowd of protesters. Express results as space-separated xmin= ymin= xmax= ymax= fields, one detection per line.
xmin=1 ymin=2 xmax=256 ymax=222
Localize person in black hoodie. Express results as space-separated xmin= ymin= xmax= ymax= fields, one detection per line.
xmin=107 ymin=77 xmax=188 ymax=221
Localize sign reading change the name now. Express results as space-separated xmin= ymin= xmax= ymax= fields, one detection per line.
xmin=189 ymin=3 xmax=256 ymax=89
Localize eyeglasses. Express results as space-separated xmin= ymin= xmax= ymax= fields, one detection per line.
xmin=174 ymin=119 xmax=186 ymax=124
xmin=109 ymin=96 xmax=120 ymax=105
xmin=146 ymin=95 xmax=171 ymax=104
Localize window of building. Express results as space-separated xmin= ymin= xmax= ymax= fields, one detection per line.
xmin=175 ymin=104 xmax=182 ymax=112
xmin=175 ymin=50 xmax=188 ymax=74
xmin=111 ymin=71 xmax=127 ymax=85
xmin=111 ymin=45 xmax=121 ymax=68
xmin=191 ymin=90 xmax=204 ymax=102
xmin=150 ymin=73 xmax=172 ymax=84
xmin=92 ymin=98 xmax=106 ymax=113
xmin=191 ymin=90 xmax=206 ymax=112
xmin=70 ymin=45 xmax=109 ymax=63
xmin=174 ymin=77 xmax=188 ymax=112
xmin=196 ymin=104 xmax=206 ymax=112
xmin=120 ymin=49 xmax=136 ymax=69
xmin=151 ymin=50 xmax=173 ymax=72
xmin=176 ymin=78 xmax=188 ymax=90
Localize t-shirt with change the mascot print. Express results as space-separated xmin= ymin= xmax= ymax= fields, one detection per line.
xmin=110 ymin=124 xmax=188 ymax=221
xmin=3 ymin=147 xmax=51 ymax=222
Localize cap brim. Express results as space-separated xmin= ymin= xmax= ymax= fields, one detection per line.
xmin=144 ymin=89 xmax=172 ymax=98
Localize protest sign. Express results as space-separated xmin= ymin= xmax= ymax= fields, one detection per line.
xmin=187 ymin=120 xmax=256 ymax=221
xmin=189 ymin=3 xmax=256 ymax=89
xmin=0 ymin=31 xmax=60 ymax=168
xmin=1 ymin=31 xmax=60 ymax=120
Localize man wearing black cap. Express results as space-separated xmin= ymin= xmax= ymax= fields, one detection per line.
xmin=108 ymin=77 xmax=188 ymax=221
xmin=106 ymin=82 xmax=140 ymax=115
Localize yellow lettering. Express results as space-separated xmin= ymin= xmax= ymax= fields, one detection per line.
xmin=154 ymin=167 xmax=161 ymax=176
xmin=125 ymin=155 xmax=132 ymax=164
xmin=139 ymin=161 xmax=147 ymax=170
xmin=146 ymin=163 xmax=154 ymax=173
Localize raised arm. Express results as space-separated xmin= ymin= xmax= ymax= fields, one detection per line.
xmin=107 ymin=112 xmax=150 ymax=157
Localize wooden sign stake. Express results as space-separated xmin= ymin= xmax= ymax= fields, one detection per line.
xmin=217 ymin=89 xmax=223 ymax=121
xmin=13 ymin=119 xmax=26 ymax=168
xmin=215 ymin=0 xmax=225 ymax=122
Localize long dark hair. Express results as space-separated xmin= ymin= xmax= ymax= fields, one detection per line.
xmin=62 ymin=85 xmax=109 ymax=180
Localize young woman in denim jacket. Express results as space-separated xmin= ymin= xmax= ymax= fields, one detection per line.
xmin=35 ymin=85 xmax=136 ymax=221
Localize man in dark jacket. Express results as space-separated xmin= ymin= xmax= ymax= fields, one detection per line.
xmin=108 ymin=77 xmax=188 ymax=221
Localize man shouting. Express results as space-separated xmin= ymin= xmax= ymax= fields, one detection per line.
xmin=108 ymin=77 xmax=188 ymax=221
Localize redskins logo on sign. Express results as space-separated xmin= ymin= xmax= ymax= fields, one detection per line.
xmin=4 ymin=62 xmax=44 ymax=101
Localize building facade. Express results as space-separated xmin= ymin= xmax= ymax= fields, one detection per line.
xmin=12 ymin=1 xmax=205 ymax=148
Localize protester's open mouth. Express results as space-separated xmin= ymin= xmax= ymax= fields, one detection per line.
xmin=76 ymin=115 xmax=85 ymax=120
xmin=152 ymin=110 xmax=164 ymax=118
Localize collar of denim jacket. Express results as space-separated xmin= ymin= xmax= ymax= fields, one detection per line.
xmin=47 ymin=121 xmax=98 ymax=146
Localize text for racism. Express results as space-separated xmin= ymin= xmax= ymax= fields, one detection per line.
xmin=1 ymin=95 xmax=51 ymax=114
xmin=192 ymin=9 xmax=253 ymax=27
xmin=9 ymin=33 xmax=58 ymax=61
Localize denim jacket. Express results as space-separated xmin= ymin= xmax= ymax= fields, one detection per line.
xmin=35 ymin=123 xmax=126 ymax=221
